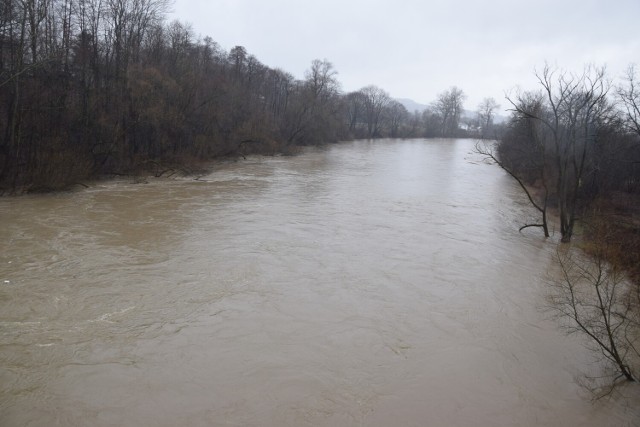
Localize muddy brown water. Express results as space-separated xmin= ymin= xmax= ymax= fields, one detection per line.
xmin=1 ymin=139 xmax=638 ymax=426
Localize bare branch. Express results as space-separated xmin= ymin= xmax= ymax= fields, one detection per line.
xmin=547 ymin=245 xmax=639 ymax=384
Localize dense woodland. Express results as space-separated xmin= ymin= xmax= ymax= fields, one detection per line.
xmin=0 ymin=0 xmax=488 ymax=194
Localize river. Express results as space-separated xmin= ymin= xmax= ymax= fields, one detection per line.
xmin=1 ymin=138 xmax=638 ymax=426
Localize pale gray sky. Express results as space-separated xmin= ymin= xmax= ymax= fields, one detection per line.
xmin=169 ymin=0 xmax=639 ymax=111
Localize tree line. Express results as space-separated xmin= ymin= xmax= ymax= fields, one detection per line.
xmin=0 ymin=0 xmax=494 ymax=194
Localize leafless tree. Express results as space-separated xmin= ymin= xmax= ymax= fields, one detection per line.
xmin=433 ymin=86 xmax=466 ymax=137
xmin=547 ymin=243 xmax=639 ymax=388
xmin=421 ymin=107 xmax=441 ymax=137
xmin=228 ymin=45 xmax=246 ymax=79
xmin=305 ymin=58 xmax=339 ymax=103
xmin=263 ymin=68 xmax=293 ymax=121
xmin=508 ymin=64 xmax=612 ymax=242
xmin=476 ymin=110 xmax=551 ymax=237
xmin=344 ymin=90 xmax=367 ymax=136
xmin=385 ymin=100 xmax=409 ymax=138
xmin=477 ymin=97 xmax=500 ymax=139
xmin=360 ymin=85 xmax=390 ymax=138
xmin=617 ymin=64 xmax=640 ymax=138
xmin=280 ymin=59 xmax=342 ymax=145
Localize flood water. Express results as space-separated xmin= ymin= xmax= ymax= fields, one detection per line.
xmin=1 ymin=138 xmax=638 ymax=426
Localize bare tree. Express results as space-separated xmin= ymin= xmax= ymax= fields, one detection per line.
xmin=617 ymin=64 xmax=640 ymax=138
xmin=228 ymin=45 xmax=247 ymax=79
xmin=305 ymin=58 xmax=339 ymax=103
xmin=301 ymin=59 xmax=341 ymax=143
xmin=547 ymin=243 xmax=639 ymax=387
xmin=477 ymin=97 xmax=500 ymax=139
xmin=263 ymin=67 xmax=293 ymax=121
xmin=508 ymin=64 xmax=612 ymax=242
xmin=22 ymin=0 xmax=50 ymax=63
xmin=421 ymin=107 xmax=441 ymax=137
xmin=280 ymin=59 xmax=341 ymax=145
xmin=344 ymin=90 xmax=367 ymax=136
xmin=476 ymin=117 xmax=551 ymax=237
xmin=360 ymin=85 xmax=390 ymax=138
xmin=433 ymin=86 xmax=466 ymax=137
xmin=105 ymin=0 xmax=168 ymax=79
xmin=385 ymin=100 xmax=409 ymax=138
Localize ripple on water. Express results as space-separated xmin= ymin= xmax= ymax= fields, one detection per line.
xmin=0 ymin=139 xmax=638 ymax=427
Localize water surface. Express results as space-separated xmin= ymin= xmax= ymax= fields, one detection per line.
xmin=1 ymin=139 xmax=638 ymax=426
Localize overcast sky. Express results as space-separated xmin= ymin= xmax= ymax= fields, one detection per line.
xmin=169 ymin=0 xmax=639 ymax=112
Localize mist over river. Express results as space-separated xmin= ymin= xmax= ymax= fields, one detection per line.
xmin=1 ymin=138 xmax=638 ymax=426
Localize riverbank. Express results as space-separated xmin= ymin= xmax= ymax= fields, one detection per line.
xmin=0 ymin=141 xmax=307 ymax=196
xmin=583 ymin=193 xmax=640 ymax=286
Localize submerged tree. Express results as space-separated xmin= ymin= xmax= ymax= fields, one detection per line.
xmin=547 ymin=243 xmax=639 ymax=388
xmin=476 ymin=91 xmax=553 ymax=236
xmin=483 ymin=65 xmax=612 ymax=242
xmin=515 ymin=65 xmax=611 ymax=242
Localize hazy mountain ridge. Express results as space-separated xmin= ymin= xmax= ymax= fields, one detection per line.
xmin=395 ymin=98 xmax=429 ymax=113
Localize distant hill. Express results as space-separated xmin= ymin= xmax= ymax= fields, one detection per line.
xmin=395 ymin=98 xmax=429 ymax=113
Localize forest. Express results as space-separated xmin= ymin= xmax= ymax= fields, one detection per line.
xmin=0 ymin=0 xmax=486 ymax=194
